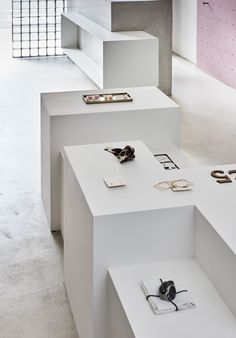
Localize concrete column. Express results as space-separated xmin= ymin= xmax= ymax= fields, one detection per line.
xmin=111 ymin=0 xmax=172 ymax=96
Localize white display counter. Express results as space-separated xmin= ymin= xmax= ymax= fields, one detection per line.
xmin=41 ymin=86 xmax=180 ymax=231
xmin=61 ymin=12 xmax=159 ymax=89
xmin=62 ymin=140 xmax=236 ymax=338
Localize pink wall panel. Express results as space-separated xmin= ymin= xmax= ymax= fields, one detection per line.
xmin=197 ymin=0 xmax=236 ymax=88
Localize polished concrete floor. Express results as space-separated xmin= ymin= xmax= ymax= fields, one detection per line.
xmin=0 ymin=28 xmax=96 ymax=338
xmin=1 ymin=25 xmax=236 ymax=337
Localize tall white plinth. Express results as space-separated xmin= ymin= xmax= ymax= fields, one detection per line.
xmin=41 ymin=86 xmax=180 ymax=231
xmin=63 ymin=140 xmax=194 ymax=338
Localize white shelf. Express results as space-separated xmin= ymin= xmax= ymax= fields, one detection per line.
xmin=61 ymin=12 xmax=159 ymax=88
xmin=109 ymin=260 xmax=236 ymax=338
xmin=63 ymin=12 xmax=156 ymax=42
xmin=63 ymin=48 xmax=103 ymax=88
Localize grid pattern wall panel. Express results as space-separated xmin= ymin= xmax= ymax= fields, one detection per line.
xmin=197 ymin=0 xmax=236 ymax=89
xmin=12 ymin=0 xmax=67 ymax=57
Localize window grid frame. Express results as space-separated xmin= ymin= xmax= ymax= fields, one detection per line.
xmin=12 ymin=0 xmax=67 ymax=58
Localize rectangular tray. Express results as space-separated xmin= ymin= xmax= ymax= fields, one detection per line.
xmin=83 ymin=92 xmax=133 ymax=104
xmin=154 ymin=153 xmax=179 ymax=170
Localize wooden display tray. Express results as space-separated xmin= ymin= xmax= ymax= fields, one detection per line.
xmin=83 ymin=92 xmax=133 ymax=104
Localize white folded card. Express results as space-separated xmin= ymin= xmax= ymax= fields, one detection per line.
xmin=141 ymin=278 xmax=196 ymax=315
xmin=103 ymin=176 xmax=126 ymax=188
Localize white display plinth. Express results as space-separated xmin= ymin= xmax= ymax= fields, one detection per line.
xmin=61 ymin=13 xmax=159 ymax=89
xmin=109 ymin=259 xmax=236 ymax=338
xmin=41 ymin=86 xmax=180 ymax=231
xmin=63 ymin=140 xmax=194 ymax=338
xmin=62 ymin=140 xmax=236 ymax=338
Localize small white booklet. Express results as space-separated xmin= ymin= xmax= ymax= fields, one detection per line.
xmin=103 ymin=176 xmax=126 ymax=188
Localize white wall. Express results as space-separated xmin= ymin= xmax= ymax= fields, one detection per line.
xmin=67 ymin=0 xmax=111 ymax=30
xmin=173 ymin=0 xmax=197 ymax=64
xmin=0 ymin=0 xmax=11 ymax=28
xmin=0 ymin=0 xmax=11 ymax=12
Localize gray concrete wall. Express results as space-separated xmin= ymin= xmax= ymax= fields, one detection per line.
xmin=111 ymin=0 xmax=172 ymax=95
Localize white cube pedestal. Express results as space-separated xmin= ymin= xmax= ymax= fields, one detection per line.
xmin=62 ymin=140 xmax=236 ymax=338
xmin=41 ymin=86 xmax=180 ymax=231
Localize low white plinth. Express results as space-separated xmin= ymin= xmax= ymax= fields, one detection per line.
xmin=61 ymin=12 xmax=159 ymax=89
xmin=41 ymin=86 xmax=180 ymax=231
xmin=62 ymin=140 xmax=236 ymax=338
xmin=109 ymin=259 xmax=236 ymax=338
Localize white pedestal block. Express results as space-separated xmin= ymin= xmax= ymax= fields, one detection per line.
xmin=63 ymin=140 xmax=195 ymax=338
xmin=62 ymin=140 xmax=236 ymax=338
xmin=61 ymin=13 xmax=159 ymax=89
xmin=41 ymin=86 xmax=180 ymax=231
